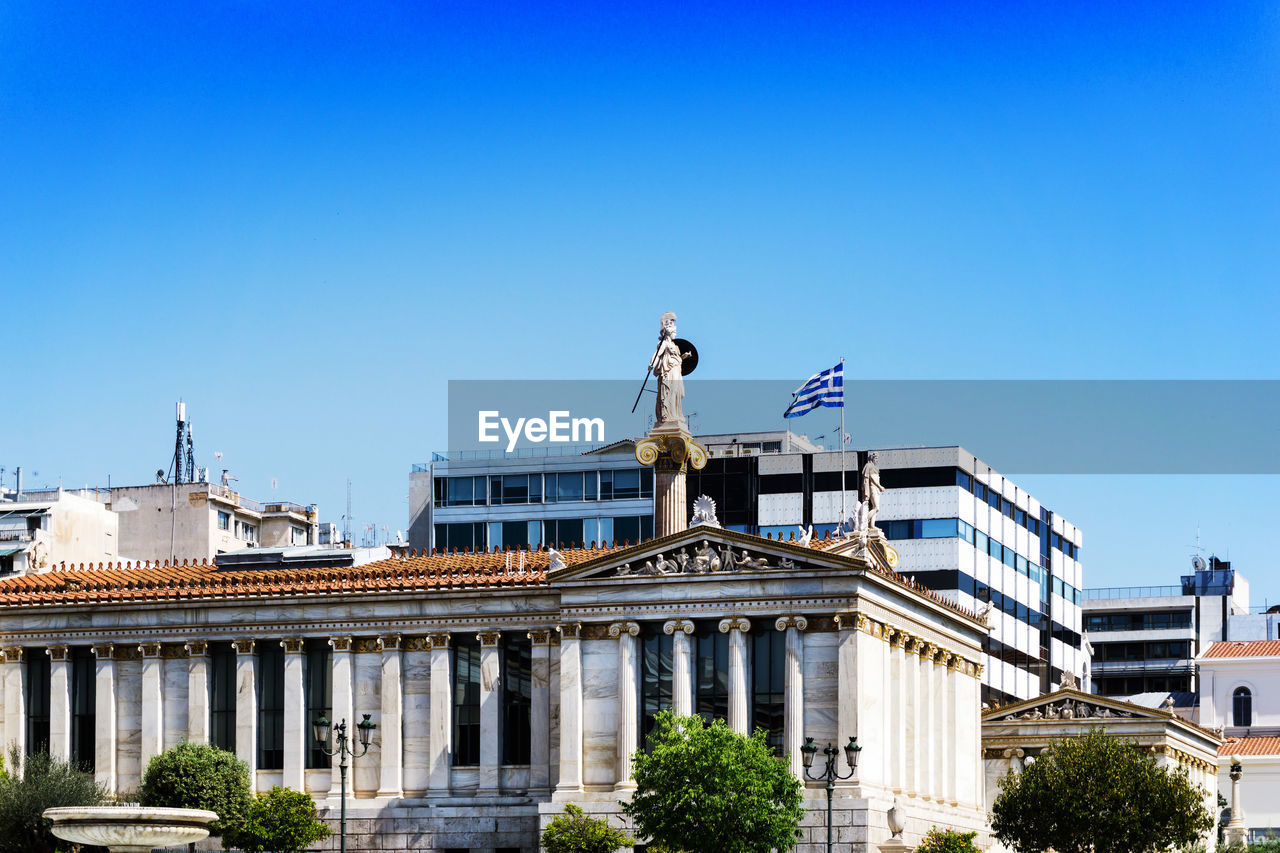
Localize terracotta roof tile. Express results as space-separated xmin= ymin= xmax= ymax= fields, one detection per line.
xmin=1202 ymin=640 xmax=1280 ymax=659
xmin=1220 ymin=737 xmax=1280 ymax=756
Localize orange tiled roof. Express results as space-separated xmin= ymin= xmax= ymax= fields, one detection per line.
xmin=1203 ymin=640 xmax=1280 ymax=659
xmin=0 ymin=546 xmax=614 ymax=607
xmin=1220 ymin=737 xmax=1280 ymax=756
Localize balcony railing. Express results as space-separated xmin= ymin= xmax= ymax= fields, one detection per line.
xmin=1084 ymin=585 xmax=1184 ymax=600
xmin=0 ymin=531 xmax=33 ymax=543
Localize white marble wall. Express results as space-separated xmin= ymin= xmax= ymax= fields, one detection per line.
xmin=352 ymin=652 xmax=382 ymax=796
xmin=581 ymin=639 xmax=619 ymax=788
xmin=115 ymin=659 xmax=142 ymax=793
xmin=802 ymin=632 xmax=838 ymax=750
xmin=162 ymin=657 xmax=189 ymax=752
xmin=402 ymin=648 xmax=431 ymax=794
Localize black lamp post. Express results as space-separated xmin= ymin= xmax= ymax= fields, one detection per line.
xmin=313 ymin=713 xmax=377 ymax=853
xmin=801 ymin=734 xmax=862 ymax=853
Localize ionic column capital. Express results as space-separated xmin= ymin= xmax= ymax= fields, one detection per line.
xmin=718 ymin=617 xmax=751 ymax=634
xmin=476 ymin=631 xmax=502 ymax=648
xmin=232 ymin=638 xmax=256 ymax=655
xmin=833 ymin=611 xmax=867 ymax=632
xmin=426 ymin=632 xmax=451 ymax=650
xmin=377 ymin=634 xmax=403 ymax=652
xmin=663 ymin=619 xmax=694 ymax=636
xmin=139 ymin=642 xmax=163 ymax=659
xmin=1 ymin=646 xmax=23 ymax=663
xmin=281 ymin=637 xmax=306 ymax=654
xmin=527 ymin=628 xmax=555 ymax=646
xmin=558 ymin=622 xmax=583 ymax=640
xmin=919 ymin=642 xmax=938 ymax=660
xmin=888 ymin=627 xmax=906 ymax=648
xmin=775 ymin=615 xmax=809 ymax=632
xmin=92 ymin=643 xmax=116 ymax=659
xmin=183 ymin=640 xmax=208 ymax=657
xmin=47 ymin=644 xmax=70 ymax=662
xmin=329 ymin=636 xmax=353 ymax=652
xmin=608 ymin=621 xmax=640 ymax=639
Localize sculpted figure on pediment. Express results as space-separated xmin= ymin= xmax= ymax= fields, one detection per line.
xmin=719 ymin=545 xmax=738 ymax=572
xmin=1060 ymin=702 xmax=1075 ymax=720
xmin=675 ymin=549 xmax=691 ymax=573
xmin=738 ymin=550 xmax=770 ymax=569
xmin=654 ymin=553 xmax=678 ymax=574
xmin=694 ymin=540 xmax=720 ymax=573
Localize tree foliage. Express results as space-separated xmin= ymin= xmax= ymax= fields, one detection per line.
xmin=990 ymin=728 xmax=1213 ymax=853
xmin=137 ymin=742 xmax=251 ymax=837
xmin=917 ymin=827 xmax=981 ymax=853
xmin=222 ymin=786 xmax=331 ymax=853
xmin=541 ymin=803 xmax=634 ymax=853
xmin=622 ymin=712 xmax=803 ymax=853
xmin=0 ymin=746 xmax=108 ymax=853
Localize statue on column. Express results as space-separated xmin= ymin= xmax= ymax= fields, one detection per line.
xmin=861 ymin=452 xmax=884 ymax=533
xmin=649 ymin=312 xmax=688 ymax=429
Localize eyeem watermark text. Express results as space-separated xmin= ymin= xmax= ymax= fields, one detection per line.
xmin=478 ymin=410 xmax=606 ymax=452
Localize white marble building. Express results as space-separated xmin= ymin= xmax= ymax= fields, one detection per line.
xmin=0 ymin=525 xmax=988 ymax=852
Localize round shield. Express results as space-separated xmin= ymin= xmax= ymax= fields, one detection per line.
xmin=675 ymin=338 xmax=699 ymax=375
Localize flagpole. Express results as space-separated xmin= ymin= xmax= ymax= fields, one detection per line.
xmin=840 ymin=356 xmax=846 ymax=528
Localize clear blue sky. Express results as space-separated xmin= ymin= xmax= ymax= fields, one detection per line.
xmin=1 ymin=3 xmax=1276 ymax=588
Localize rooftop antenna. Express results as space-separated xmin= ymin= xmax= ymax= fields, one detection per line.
xmin=168 ymin=401 xmax=195 ymax=484
xmin=343 ymin=478 xmax=352 ymax=546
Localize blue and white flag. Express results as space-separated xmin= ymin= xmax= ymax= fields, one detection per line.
xmin=784 ymin=361 xmax=843 ymax=418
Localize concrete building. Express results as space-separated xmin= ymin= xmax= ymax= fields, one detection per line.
xmin=412 ymin=436 xmax=1086 ymax=705
xmin=0 ymin=489 xmax=120 ymax=575
xmin=0 ymin=526 xmax=989 ymax=852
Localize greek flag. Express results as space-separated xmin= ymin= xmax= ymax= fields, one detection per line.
xmin=784 ymin=361 xmax=843 ymax=418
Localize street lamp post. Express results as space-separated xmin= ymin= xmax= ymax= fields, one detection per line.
xmin=801 ymin=734 xmax=862 ymax=853
xmin=313 ymin=713 xmax=377 ymax=853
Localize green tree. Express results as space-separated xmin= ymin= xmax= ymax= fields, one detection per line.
xmin=0 ymin=746 xmax=108 ymax=853
xmin=137 ymin=742 xmax=251 ymax=838
xmin=917 ymin=827 xmax=981 ymax=853
xmin=622 ymin=712 xmax=802 ymax=853
xmin=541 ymin=803 xmax=634 ymax=853
xmin=990 ymin=728 xmax=1213 ymax=853
xmin=222 ymin=786 xmax=331 ymax=853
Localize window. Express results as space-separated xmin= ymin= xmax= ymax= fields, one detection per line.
xmin=291 ymin=525 xmax=307 ymax=546
xmin=600 ymin=469 xmax=652 ymax=501
xmin=25 ymin=651 xmax=50 ymax=755
xmin=640 ymin=624 xmax=673 ymax=747
xmin=210 ymin=642 xmax=236 ymax=752
xmin=752 ymin=628 xmax=785 ymax=755
xmin=217 ymin=511 xmax=230 ymax=531
xmin=612 ymin=515 xmax=652 ymax=545
xmin=258 ymin=643 xmax=285 ymax=770
xmin=490 ymin=475 xmax=540 ymax=505
xmin=71 ymin=647 xmax=95 ymax=769
xmin=305 ymin=640 xmax=332 ymax=768
xmin=695 ymin=622 xmax=730 ymax=725
xmin=435 ymin=522 xmax=486 ymax=552
xmin=1233 ymin=687 xmax=1253 ymax=727
xmin=502 ymin=635 xmax=532 ymax=765
xmin=236 ymin=520 xmax=257 ymax=543
xmin=546 ymin=472 xmax=586 ymax=503
xmin=453 ymin=637 xmax=481 ymax=766
xmin=543 ymin=518 xmax=584 ymax=548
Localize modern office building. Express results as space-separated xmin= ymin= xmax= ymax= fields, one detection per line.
xmin=410 ymin=433 xmax=1086 ymax=704
xmin=1083 ymin=557 xmax=1269 ymax=699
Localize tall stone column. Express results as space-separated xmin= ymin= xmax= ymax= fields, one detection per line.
xmin=932 ymin=651 xmax=948 ymax=803
xmin=92 ymin=644 xmax=117 ymax=793
xmin=477 ymin=631 xmax=502 ymax=795
xmin=528 ymin=630 xmax=554 ymax=794
xmin=233 ymin=639 xmax=258 ymax=790
xmin=919 ymin=643 xmax=936 ymax=800
xmin=889 ymin=631 xmax=907 ymax=793
xmin=943 ymin=655 xmax=958 ymax=805
xmin=426 ymin=633 xmax=452 ymax=795
xmin=184 ymin=641 xmax=209 ymax=746
xmin=377 ymin=634 xmax=404 ymax=798
xmin=720 ymin=618 xmax=751 ymax=735
xmin=1 ymin=647 xmax=24 ymax=756
xmin=328 ymin=637 xmax=354 ymax=798
xmin=47 ymin=645 xmax=71 ymax=762
xmin=282 ymin=638 xmax=306 ymax=792
xmin=903 ymin=638 xmax=920 ymax=796
xmin=636 ymin=433 xmax=707 ymax=539
xmin=610 ymin=621 xmax=640 ymax=789
xmin=776 ymin=617 xmax=807 ymax=779
xmin=835 ymin=614 xmax=860 ymax=788
xmin=139 ymin=642 xmax=165 ymax=771
xmin=555 ymin=623 xmax=584 ymax=797
xmin=664 ymin=620 xmax=695 ymax=717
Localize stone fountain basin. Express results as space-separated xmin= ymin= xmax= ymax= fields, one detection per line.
xmin=43 ymin=805 xmax=218 ymax=853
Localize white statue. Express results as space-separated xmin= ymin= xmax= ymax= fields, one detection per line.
xmin=851 ymin=499 xmax=870 ymax=535
xmin=649 ymin=312 xmax=687 ymax=428
xmin=861 ymin=454 xmax=884 ymax=532
xmin=547 ymin=547 xmax=566 ymax=571
xmin=797 ymin=524 xmax=813 ymax=547
xmin=694 ymin=540 xmax=721 ymax=572
xmin=691 ymin=495 xmax=720 ymax=528
xmin=654 ymin=553 xmax=678 ymax=574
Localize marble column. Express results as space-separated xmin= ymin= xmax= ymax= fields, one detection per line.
xmin=835 ymin=614 xmax=860 ymax=786
xmin=556 ymin=623 xmax=584 ymax=796
xmin=528 ymin=630 xmax=554 ymax=794
xmin=376 ymin=635 xmax=404 ymax=798
xmin=889 ymin=631 xmax=907 ymax=793
xmin=477 ymin=631 xmax=502 ymax=794
xmin=184 ymin=641 xmax=209 ymax=746
xmin=427 ymin=633 xmax=452 ymax=795
xmin=91 ymin=644 xmax=117 ymax=792
xmin=776 ymin=617 xmax=807 ymax=779
xmin=1 ymin=647 xmax=24 ymax=756
xmin=943 ymin=655 xmax=958 ymax=805
xmin=903 ymin=638 xmax=920 ymax=796
xmin=919 ymin=643 xmax=936 ymax=800
xmin=139 ymin=642 xmax=165 ymax=771
xmin=282 ymin=638 xmax=306 ymax=791
xmin=47 ymin=645 xmax=71 ymax=762
xmin=664 ymin=619 xmax=694 ymax=717
xmin=328 ymin=637 xmax=354 ymax=798
xmin=233 ymin=639 xmax=258 ymax=790
xmin=932 ymin=651 xmax=947 ymax=802
xmin=610 ymin=621 xmax=640 ymax=789
xmin=720 ymin=618 xmax=751 ymax=735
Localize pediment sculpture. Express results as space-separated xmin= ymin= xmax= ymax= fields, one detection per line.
xmin=991 ymin=699 xmax=1135 ymax=722
xmin=613 ymin=541 xmax=798 ymax=578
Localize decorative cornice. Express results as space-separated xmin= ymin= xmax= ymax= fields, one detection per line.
xmin=46 ymin=644 xmax=70 ymax=662
xmin=662 ymin=619 xmax=694 ymax=636
xmin=476 ymin=631 xmax=502 ymax=648
xmin=377 ymin=634 xmax=403 ymax=652
xmin=607 ymin=621 xmax=640 ymax=639
xmin=139 ymin=641 xmax=163 ymax=658
xmin=232 ymin=638 xmax=256 ymax=655
xmin=718 ymin=617 xmax=751 ymax=634
xmin=329 ymin=636 xmax=353 ymax=652
xmin=774 ymin=616 xmax=808 ymax=632
xmin=281 ymin=637 xmax=306 ymax=654
xmin=183 ymin=640 xmax=208 ymax=657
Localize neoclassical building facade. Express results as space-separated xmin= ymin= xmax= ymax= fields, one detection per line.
xmin=0 ymin=525 xmax=988 ymax=852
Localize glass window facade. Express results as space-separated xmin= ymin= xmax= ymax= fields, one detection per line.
xmin=751 ymin=628 xmax=785 ymax=755
xmin=502 ymin=636 xmax=532 ymax=765
xmin=640 ymin=624 xmax=673 ymax=747
xmin=25 ymin=652 xmax=50 ymax=755
xmin=71 ymin=647 xmax=95 ymax=769
xmin=305 ymin=640 xmax=332 ymax=768
xmin=453 ymin=637 xmax=481 ymax=766
xmin=694 ymin=623 xmax=730 ymax=725
xmin=210 ymin=642 xmax=236 ymax=752
xmin=258 ymin=644 xmax=285 ymax=770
